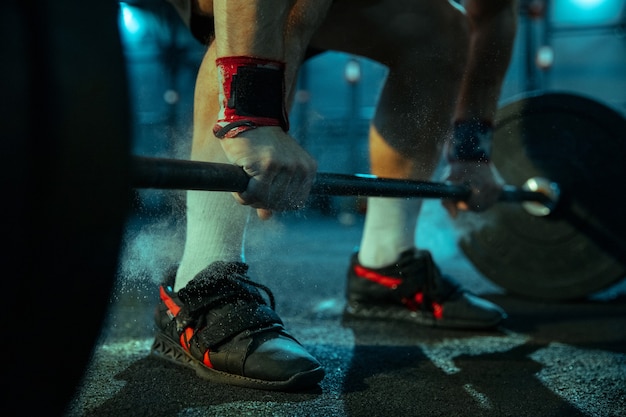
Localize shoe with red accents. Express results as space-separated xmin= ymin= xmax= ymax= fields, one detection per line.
xmin=345 ymin=248 xmax=506 ymax=329
xmin=151 ymin=261 xmax=324 ymax=391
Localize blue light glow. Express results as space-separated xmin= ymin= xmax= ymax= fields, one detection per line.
xmin=551 ymin=0 xmax=625 ymax=26
xmin=121 ymin=3 xmax=141 ymax=34
xmin=571 ymin=0 xmax=606 ymax=8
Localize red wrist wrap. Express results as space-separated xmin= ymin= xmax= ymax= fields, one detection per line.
xmin=213 ymin=56 xmax=289 ymax=139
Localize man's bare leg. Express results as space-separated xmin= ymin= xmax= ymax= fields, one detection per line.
xmin=310 ymin=0 xmax=469 ymax=267
xmin=153 ymin=1 xmax=334 ymax=391
xmin=308 ymin=0 xmax=509 ymax=328
xmin=174 ymin=45 xmax=250 ymax=290
xmin=175 ymin=0 xmax=333 ymax=290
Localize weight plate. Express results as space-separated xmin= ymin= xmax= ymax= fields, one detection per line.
xmin=2 ymin=1 xmax=132 ymax=414
xmin=458 ymin=92 xmax=626 ymax=300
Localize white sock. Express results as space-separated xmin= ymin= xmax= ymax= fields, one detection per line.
xmin=174 ymin=190 xmax=250 ymax=291
xmin=358 ymin=197 xmax=422 ymax=268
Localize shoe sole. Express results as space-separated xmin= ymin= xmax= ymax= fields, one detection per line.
xmin=151 ymin=332 xmax=325 ymax=391
xmin=344 ymin=301 xmax=503 ymax=330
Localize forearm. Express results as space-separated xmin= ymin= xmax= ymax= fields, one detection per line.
xmin=213 ymin=0 xmax=294 ymax=60
xmin=211 ymin=0 xmax=332 ymax=132
xmin=455 ymin=0 xmax=518 ymax=122
xmin=211 ymin=1 xmax=295 ymax=138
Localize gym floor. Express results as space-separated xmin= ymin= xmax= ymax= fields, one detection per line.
xmin=66 ymin=198 xmax=626 ymax=417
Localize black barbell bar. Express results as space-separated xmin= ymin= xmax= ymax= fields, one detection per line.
xmin=130 ymin=156 xmax=557 ymax=212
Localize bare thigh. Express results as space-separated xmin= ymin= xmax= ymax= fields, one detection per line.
xmin=309 ymin=0 xmax=466 ymax=65
xmin=309 ymin=0 xmax=469 ymax=179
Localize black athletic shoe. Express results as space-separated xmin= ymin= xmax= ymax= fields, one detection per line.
xmin=151 ymin=261 xmax=325 ymax=391
xmin=345 ymin=248 xmax=506 ymax=329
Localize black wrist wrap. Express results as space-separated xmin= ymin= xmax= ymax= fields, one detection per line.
xmin=214 ymin=56 xmax=289 ymax=139
xmin=229 ymin=65 xmax=285 ymax=120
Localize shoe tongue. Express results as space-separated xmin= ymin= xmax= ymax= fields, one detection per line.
xmin=395 ymin=249 xmax=429 ymax=277
xmin=178 ymin=261 xmax=251 ymax=310
xmin=400 ymin=249 xmax=460 ymax=301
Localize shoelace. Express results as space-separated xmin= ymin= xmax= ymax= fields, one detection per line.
xmin=223 ymin=262 xmax=276 ymax=310
xmin=173 ymin=264 xmax=277 ymax=332
xmin=233 ymin=274 xmax=276 ymax=310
